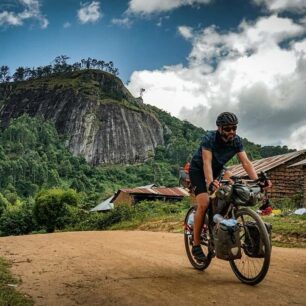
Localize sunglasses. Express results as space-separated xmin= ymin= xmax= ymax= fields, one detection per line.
xmin=222 ymin=125 xmax=237 ymax=132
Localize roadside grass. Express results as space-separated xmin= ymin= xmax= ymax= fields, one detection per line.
xmin=110 ymin=212 xmax=185 ymax=233
xmin=262 ymin=214 xmax=306 ymax=248
xmin=0 ymin=257 xmax=33 ymax=306
xmin=109 ymin=203 xmax=306 ymax=248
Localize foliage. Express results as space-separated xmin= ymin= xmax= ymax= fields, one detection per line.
xmin=270 ymin=194 xmax=303 ymax=211
xmin=0 ymin=200 xmax=35 ymax=236
xmin=0 ymin=70 xmax=298 ymax=237
xmin=0 ymin=193 xmax=9 ymax=217
xmin=33 ymin=188 xmax=79 ymax=233
xmin=0 ymin=55 xmax=119 ymax=83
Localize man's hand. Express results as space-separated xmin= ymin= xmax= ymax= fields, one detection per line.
xmin=259 ymin=179 xmax=272 ymax=190
xmin=208 ymin=180 xmax=220 ymax=193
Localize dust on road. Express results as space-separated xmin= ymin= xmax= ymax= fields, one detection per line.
xmin=0 ymin=231 xmax=305 ymax=306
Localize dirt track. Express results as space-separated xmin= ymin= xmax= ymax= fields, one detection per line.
xmin=0 ymin=231 xmax=305 ymax=306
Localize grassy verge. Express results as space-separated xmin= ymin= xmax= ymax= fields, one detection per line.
xmin=108 ymin=204 xmax=306 ymax=248
xmin=0 ymin=257 xmax=33 ymax=306
xmin=262 ymin=214 xmax=306 ymax=248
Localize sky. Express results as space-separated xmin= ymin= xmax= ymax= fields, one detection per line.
xmin=1 ymin=0 xmax=306 ymax=150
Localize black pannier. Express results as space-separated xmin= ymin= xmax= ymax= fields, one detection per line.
xmin=214 ymin=223 xmax=242 ymax=261
xmin=244 ymin=221 xmax=272 ymax=258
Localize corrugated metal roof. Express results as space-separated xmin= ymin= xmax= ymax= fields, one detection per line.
xmin=288 ymin=159 xmax=306 ymax=167
xmin=90 ymin=196 xmax=115 ymax=212
xmin=229 ymin=149 xmax=306 ymax=177
xmin=120 ymin=187 xmax=190 ymax=197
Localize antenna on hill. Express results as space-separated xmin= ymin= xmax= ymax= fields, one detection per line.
xmin=140 ymin=88 xmax=145 ymax=97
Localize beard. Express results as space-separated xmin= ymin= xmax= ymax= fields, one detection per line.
xmin=221 ymin=132 xmax=235 ymax=142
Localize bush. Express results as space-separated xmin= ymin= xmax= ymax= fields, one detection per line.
xmin=33 ymin=188 xmax=79 ymax=233
xmin=0 ymin=201 xmax=35 ymax=236
xmin=0 ymin=193 xmax=9 ymax=217
xmin=95 ymin=204 xmax=134 ymax=229
xmin=270 ymin=197 xmax=300 ymax=212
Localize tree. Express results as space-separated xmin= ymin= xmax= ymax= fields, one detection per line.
xmin=98 ymin=60 xmax=105 ymax=70
xmin=0 ymin=201 xmax=35 ymax=236
xmin=33 ymin=188 xmax=79 ymax=233
xmin=0 ymin=193 xmax=9 ymax=217
xmin=42 ymin=65 xmax=52 ymax=76
xmin=53 ymin=55 xmax=70 ymax=73
xmin=72 ymin=62 xmax=81 ymax=71
xmin=13 ymin=66 xmax=25 ymax=81
xmin=0 ymin=65 xmax=10 ymax=82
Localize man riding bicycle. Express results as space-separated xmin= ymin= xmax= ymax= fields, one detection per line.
xmin=189 ymin=112 xmax=270 ymax=262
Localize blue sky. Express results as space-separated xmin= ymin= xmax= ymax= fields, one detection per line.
xmin=1 ymin=0 xmax=259 ymax=82
xmin=1 ymin=0 xmax=306 ymax=149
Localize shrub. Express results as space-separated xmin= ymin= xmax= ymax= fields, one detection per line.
xmin=0 ymin=201 xmax=35 ymax=236
xmin=0 ymin=193 xmax=9 ymax=217
xmin=33 ymin=188 xmax=79 ymax=233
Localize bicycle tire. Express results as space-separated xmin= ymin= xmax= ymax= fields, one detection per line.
xmin=184 ymin=206 xmax=212 ymax=270
xmin=229 ymin=207 xmax=271 ymax=285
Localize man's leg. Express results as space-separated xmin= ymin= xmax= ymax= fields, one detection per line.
xmin=192 ymin=192 xmax=209 ymax=261
xmin=193 ymin=192 xmax=209 ymax=245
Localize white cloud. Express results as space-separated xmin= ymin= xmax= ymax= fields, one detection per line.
xmin=178 ymin=25 xmax=193 ymax=39
xmin=286 ymin=125 xmax=306 ymax=150
xmin=77 ymin=1 xmax=101 ymax=24
xmin=111 ymin=17 xmax=132 ymax=28
xmin=127 ymin=0 xmax=211 ymax=15
xmin=63 ymin=21 xmax=71 ymax=28
xmin=127 ymin=15 xmax=306 ymax=149
xmin=0 ymin=0 xmax=48 ymax=29
xmin=253 ymin=0 xmax=306 ymax=13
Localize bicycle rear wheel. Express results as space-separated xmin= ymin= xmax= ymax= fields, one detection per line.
xmin=229 ymin=207 xmax=271 ymax=285
xmin=184 ymin=206 xmax=212 ymax=270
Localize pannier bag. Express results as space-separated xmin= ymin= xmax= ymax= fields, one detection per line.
xmin=244 ymin=221 xmax=272 ymax=258
xmin=214 ymin=220 xmax=242 ymax=261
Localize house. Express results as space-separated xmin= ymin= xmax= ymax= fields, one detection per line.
xmin=90 ymin=185 xmax=190 ymax=212
xmin=230 ymin=149 xmax=306 ymax=206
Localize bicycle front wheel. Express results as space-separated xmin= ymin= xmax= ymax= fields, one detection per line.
xmin=229 ymin=207 xmax=271 ymax=285
xmin=184 ymin=206 xmax=212 ymax=270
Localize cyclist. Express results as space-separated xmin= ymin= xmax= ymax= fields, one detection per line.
xmin=189 ymin=112 xmax=267 ymax=262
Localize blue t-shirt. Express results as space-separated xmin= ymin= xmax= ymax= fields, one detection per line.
xmin=190 ymin=130 xmax=244 ymax=175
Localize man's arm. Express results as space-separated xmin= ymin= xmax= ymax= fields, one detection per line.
xmin=237 ymin=151 xmax=258 ymax=180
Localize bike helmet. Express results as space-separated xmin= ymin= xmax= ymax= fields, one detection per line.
xmin=216 ymin=112 xmax=238 ymax=126
xmin=232 ymin=184 xmax=250 ymax=205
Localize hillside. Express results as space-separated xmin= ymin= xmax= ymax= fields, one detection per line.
xmin=0 ymin=69 xmax=294 ymax=168
xmin=0 ymin=70 xmax=164 ymax=165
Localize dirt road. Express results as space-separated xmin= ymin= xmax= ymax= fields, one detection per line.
xmin=0 ymin=231 xmax=305 ymax=306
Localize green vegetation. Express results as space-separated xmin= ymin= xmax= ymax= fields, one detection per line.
xmin=0 ymin=257 xmax=33 ymax=306
xmin=0 ymin=67 xmax=298 ymax=237
xmin=0 ymin=115 xmax=180 ymax=236
xmin=33 ymin=189 xmax=80 ymax=233
xmin=0 ymin=55 xmax=119 ymax=83
xmin=67 ymin=199 xmax=190 ymax=232
xmin=262 ymin=214 xmax=306 ymax=248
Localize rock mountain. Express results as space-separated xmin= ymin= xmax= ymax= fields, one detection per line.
xmin=0 ymin=70 xmax=164 ymax=165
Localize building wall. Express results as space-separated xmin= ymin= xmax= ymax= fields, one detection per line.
xmin=113 ymin=191 xmax=133 ymax=206
xmin=266 ymin=153 xmax=306 ymax=205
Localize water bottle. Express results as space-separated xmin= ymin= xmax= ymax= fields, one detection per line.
xmin=220 ymin=218 xmax=237 ymax=227
xmin=187 ymin=211 xmax=195 ymax=228
xmin=213 ymin=213 xmax=224 ymax=224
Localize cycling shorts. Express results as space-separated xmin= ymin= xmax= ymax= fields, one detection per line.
xmin=189 ymin=168 xmax=207 ymax=196
xmin=189 ymin=168 xmax=221 ymax=196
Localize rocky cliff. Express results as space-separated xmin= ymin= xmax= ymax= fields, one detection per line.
xmin=0 ymin=70 xmax=164 ymax=165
